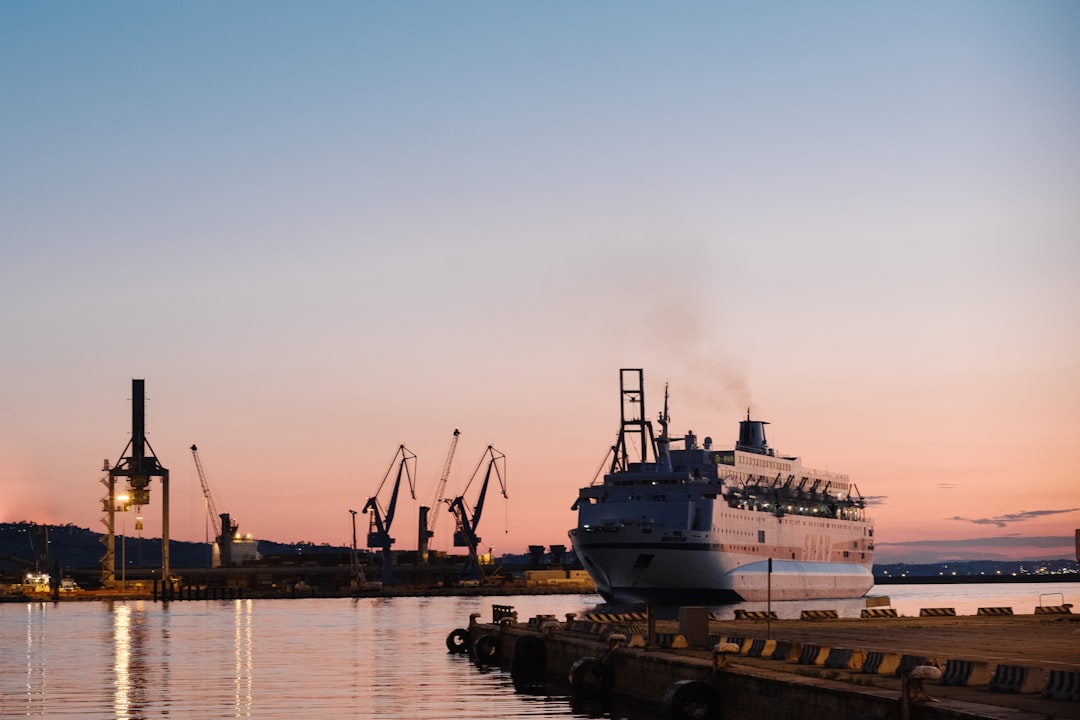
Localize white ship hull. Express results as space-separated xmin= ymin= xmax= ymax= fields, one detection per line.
xmin=571 ymin=505 xmax=873 ymax=603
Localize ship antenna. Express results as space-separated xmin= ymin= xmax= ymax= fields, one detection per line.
xmin=659 ymin=383 xmax=670 ymax=438
xmin=655 ymin=381 xmax=674 ymax=472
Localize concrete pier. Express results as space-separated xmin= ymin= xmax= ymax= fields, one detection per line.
xmin=455 ymin=605 xmax=1080 ymax=719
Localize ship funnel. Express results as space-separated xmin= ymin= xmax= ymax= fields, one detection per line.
xmin=737 ymin=413 xmax=772 ymax=456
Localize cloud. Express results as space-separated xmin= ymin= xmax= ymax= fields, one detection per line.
xmin=860 ymin=495 xmax=888 ymax=506
xmin=949 ymin=508 xmax=1080 ymax=528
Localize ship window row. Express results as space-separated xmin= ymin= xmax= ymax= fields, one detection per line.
xmin=715 ymin=544 xmax=867 ymax=561
xmin=714 ymin=527 xmax=756 ymax=538
xmin=739 ymin=456 xmax=791 ymax=472
xmin=611 ymin=477 xmax=684 ymax=487
xmin=784 ymin=518 xmax=863 ymax=531
xmin=717 ymin=513 xmax=856 ymax=536
xmin=720 ymin=546 xmax=760 ymax=553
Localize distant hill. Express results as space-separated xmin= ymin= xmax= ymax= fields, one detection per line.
xmin=874 ymin=535 xmax=1078 ymax=564
xmin=0 ymin=522 xmax=350 ymax=579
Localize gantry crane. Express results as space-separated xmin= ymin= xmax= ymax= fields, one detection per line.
xmin=448 ymin=445 xmax=507 ymax=580
xmin=418 ymin=429 xmax=459 ymax=564
xmin=101 ymin=379 xmax=170 ymax=586
xmin=362 ymin=444 xmax=416 ymax=586
xmin=100 ymin=379 xmax=168 ymax=587
xmin=190 ymin=444 xmax=239 ymax=567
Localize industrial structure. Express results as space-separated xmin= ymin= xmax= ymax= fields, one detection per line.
xmin=418 ymin=429 xmax=459 ymax=564
xmin=191 ymin=444 xmax=258 ymax=568
xmin=88 ymin=394 xmax=519 ymax=592
xmin=362 ymin=444 xmax=416 ymax=585
xmin=448 ymin=445 xmax=508 ymax=580
xmin=100 ymin=379 xmax=170 ymax=586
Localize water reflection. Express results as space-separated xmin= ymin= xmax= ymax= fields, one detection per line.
xmin=113 ymin=603 xmax=131 ymax=717
xmin=234 ymin=599 xmax=253 ymax=717
xmin=22 ymin=602 xmax=47 ymax=712
xmin=112 ymin=601 xmax=151 ymax=719
xmin=7 ymin=587 xmax=1068 ymax=719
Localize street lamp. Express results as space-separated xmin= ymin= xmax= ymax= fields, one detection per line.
xmin=116 ymin=493 xmax=130 ymax=590
xmin=348 ymin=510 xmax=358 ymax=589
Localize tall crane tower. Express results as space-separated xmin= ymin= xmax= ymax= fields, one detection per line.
xmin=190 ymin=444 xmax=239 ymax=568
xmin=101 ymin=379 xmax=170 ymax=586
xmin=448 ymin=445 xmax=508 ymax=580
xmin=418 ymin=429 xmax=459 ymax=564
xmin=362 ymin=444 xmax=417 ymax=586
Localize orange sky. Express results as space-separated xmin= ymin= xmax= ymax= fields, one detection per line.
xmin=2 ymin=4 xmax=1078 ymax=561
xmin=2 ymin=358 xmax=1076 ymax=561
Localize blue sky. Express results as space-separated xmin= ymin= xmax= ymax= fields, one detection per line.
xmin=2 ymin=2 xmax=1078 ymax=557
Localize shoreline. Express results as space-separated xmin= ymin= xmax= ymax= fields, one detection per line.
xmin=6 ymin=573 xmax=1078 ymax=604
xmin=873 ymin=573 xmax=1079 ymax=584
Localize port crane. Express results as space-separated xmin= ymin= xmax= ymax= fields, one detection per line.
xmin=448 ymin=445 xmax=507 ymax=580
xmin=418 ymin=429 xmax=459 ymax=564
xmin=102 ymin=379 xmax=171 ymax=585
xmin=362 ymin=445 xmax=417 ymax=586
xmin=190 ymin=444 xmax=239 ymax=567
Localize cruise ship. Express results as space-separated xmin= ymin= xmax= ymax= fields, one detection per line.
xmin=569 ymin=369 xmax=874 ymax=604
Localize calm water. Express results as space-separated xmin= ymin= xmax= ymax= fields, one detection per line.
xmin=1 ymin=583 xmax=1075 ymax=719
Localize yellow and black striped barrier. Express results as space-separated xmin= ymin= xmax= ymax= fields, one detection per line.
xmin=795 ymin=643 xmax=828 ymax=665
xmin=990 ymin=663 xmax=1044 ymax=693
xmin=654 ymin=632 xmax=689 ymax=649
xmin=581 ymin=611 xmax=647 ymax=622
xmin=770 ymin=640 xmax=793 ymax=661
xmin=1043 ymin=669 xmax=1080 ymax=701
xmin=734 ymin=609 xmax=778 ymax=621
xmin=919 ymin=607 xmax=957 ymax=617
xmin=941 ymin=658 xmax=992 ymax=686
xmin=568 ymin=620 xmax=606 ymax=635
xmin=861 ymin=651 xmax=901 ymax=675
xmin=976 ymin=606 xmax=1014 ymax=616
xmin=1033 ymin=604 xmax=1073 ymax=615
xmin=800 ymin=609 xmax=839 ymax=620
xmin=894 ymin=654 xmax=931 ymax=677
xmin=860 ymin=607 xmax=898 ymax=618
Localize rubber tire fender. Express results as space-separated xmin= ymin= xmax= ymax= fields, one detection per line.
xmin=568 ymin=656 xmax=608 ymax=697
xmin=473 ymin=634 xmax=500 ymax=664
xmin=663 ymin=679 xmax=712 ymax=720
xmin=446 ymin=627 xmax=471 ymax=654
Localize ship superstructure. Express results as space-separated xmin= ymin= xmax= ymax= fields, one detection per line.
xmin=569 ymin=369 xmax=874 ymax=604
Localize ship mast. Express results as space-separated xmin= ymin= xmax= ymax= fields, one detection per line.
xmin=656 ymin=383 xmax=673 ymax=472
xmin=611 ymin=369 xmax=659 ymax=474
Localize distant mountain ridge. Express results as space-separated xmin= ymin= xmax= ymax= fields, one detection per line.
xmin=874 ymin=534 xmax=1077 ymax=564
xmin=0 ymin=522 xmax=350 ymax=577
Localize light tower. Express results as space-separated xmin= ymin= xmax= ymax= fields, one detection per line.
xmin=101 ymin=379 xmax=170 ymax=586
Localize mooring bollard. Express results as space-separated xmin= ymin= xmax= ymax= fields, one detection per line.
xmin=900 ymin=665 xmax=941 ymax=720
xmin=713 ymin=641 xmax=740 ymax=669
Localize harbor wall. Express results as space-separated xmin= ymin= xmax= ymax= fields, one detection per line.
xmin=463 ymin=611 xmax=1074 ymax=720
xmin=488 ymin=626 xmax=922 ymax=720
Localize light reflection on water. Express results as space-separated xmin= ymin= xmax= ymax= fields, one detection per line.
xmin=2 ymin=584 xmax=1074 ymax=719
xmin=113 ymin=603 xmax=129 ymax=718
xmin=234 ymin=599 xmax=253 ymax=717
xmin=3 ymin=594 xmax=623 ymax=720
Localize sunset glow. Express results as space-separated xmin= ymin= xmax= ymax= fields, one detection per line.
xmin=2 ymin=3 xmax=1077 ymax=562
